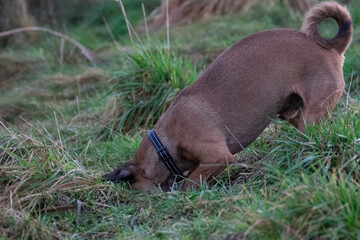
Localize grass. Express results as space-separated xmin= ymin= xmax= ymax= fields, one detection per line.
xmin=1 ymin=0 xmax=360 ymax=239
xmin=267 ymin=103 xmax=360 ymax=179
xmin=103 ymin=44 xmax=197 ymax=134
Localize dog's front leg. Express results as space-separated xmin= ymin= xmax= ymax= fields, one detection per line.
xmin=181 ymin=145 xmax=234 ymax=190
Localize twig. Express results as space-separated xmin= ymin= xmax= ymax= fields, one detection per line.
xmin=166 ymin=0 xmax=170 ymax=56
xmin=76 ymin=200 xmax=82 ymax=227
xmin=117 ymin=0 xmax=133 ymax=44
xmin=103 ymin=17 xmax=121 ymax=49
xmin=76 ymin=95 xmax=80 ymax=117
xmin=225 ymin=125 xmax=258 ymax=158
xmin=115 ymin=2 xmax=153 ymax=66
xmin=0 ymin=26 xmax=102 ymax=64
xmin=53 ymin=111 xmax=63 ymax=153
xmin=226 ymin=156 xmax=232 ymax=188
xmin=39 ymin=205 xmax=77 ymax=213
xmin=0 ymin=119 xmax=12 ymax=134
xmin=82 ymin=139 xmax=92 ymax=158
xmin=346 ymin=70 xmax=354 ymax=107
xmin=142 ymin=3 xmax=150 ymax=45
xmin=131 ymin=207 xmax=141 ymax=228
xmin=59 ymin=38 xmax=65 ymax=64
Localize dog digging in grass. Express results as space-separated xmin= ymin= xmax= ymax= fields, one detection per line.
xmin=103 ymin=2 xmax=352 ymax=191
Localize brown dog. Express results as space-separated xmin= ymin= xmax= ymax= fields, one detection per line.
xmin=103 ymin=2 xmax=352 ymax=190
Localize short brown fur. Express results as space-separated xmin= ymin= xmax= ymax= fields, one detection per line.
xmin=103 ymin=2 xmax=352 ymax=191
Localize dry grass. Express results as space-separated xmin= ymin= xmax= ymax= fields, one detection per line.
xmin=0 ymin=54 xmax=40 ymax=91
xmin=0 ymin=123 xmax=127 ymax=239
xmin=148 ymin=0 xmax=316 ymax=29
xmin=35 ymin=69 xmax=110 ymax=100
xmin=0 ymin=68 xmax=110 ymax=128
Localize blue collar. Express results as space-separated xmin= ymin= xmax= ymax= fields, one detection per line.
xmin=147 ymin=129 xmax=185 ymax=180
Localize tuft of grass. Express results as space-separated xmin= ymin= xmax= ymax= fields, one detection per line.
xmin=103 ymin=44 xmax=197 ymax=134
xmin=265 ymin=100 xmax=360 ymax=182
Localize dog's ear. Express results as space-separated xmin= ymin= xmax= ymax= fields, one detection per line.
xmin=102 ymin=165 xmax=135 ymax=183
xmin=278 ymin=93 xmax=303 ymax=121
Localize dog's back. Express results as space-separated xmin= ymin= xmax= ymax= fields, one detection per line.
xmin=166 ymin=2 xmax=353 ymax=152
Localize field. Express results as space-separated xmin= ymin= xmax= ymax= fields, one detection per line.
xmin=1 ymin=0 xmax=360 ymax=239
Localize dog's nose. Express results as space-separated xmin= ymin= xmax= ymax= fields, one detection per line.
xmin=101 ymin=169 xmax=122 ymax=182
xmin=101 ymin=166 xmax=135 ymax=183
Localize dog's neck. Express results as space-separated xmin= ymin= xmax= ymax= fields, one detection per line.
xmin=147 ymin=129 xmax=184 ymax=179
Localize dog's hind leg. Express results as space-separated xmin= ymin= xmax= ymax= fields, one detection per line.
xmin=181 ymin=144 xmax=234 ymax=190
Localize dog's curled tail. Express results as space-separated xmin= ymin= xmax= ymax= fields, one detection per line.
xmin=301 ymin=1 xmax=352 ymax=55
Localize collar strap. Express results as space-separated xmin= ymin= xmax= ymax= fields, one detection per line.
xmin=147 ymin=129 xmax=185 ymax=179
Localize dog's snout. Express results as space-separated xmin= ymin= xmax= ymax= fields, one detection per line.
xmin=102 ymin=165 xmax=135 ymax=183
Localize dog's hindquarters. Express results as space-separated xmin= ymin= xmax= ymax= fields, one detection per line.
xmin=301 ymin=1 xmax=352 ymax=55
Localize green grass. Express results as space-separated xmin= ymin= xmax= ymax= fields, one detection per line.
xmin=267 ymin=104 xmax=360 ymax=180
xmin=1 ymin=1 xmax=360 ymax=239
xmin=103 ymin=44 xmax=197 ymax=134
xmin=2 ymin=110 xmax=359 ymax=238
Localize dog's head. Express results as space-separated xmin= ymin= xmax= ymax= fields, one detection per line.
xmin=102 ymin=137 xmax=175 ymax=190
